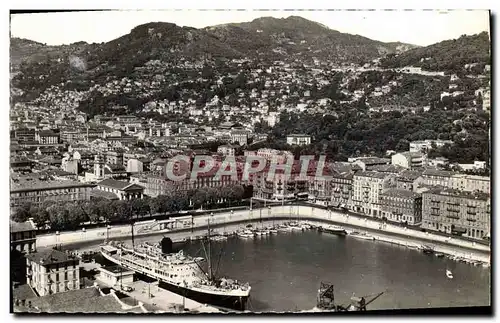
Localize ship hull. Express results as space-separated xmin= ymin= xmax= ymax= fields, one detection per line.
xmin=100 ymin=250 xmax=249 ymax=311
xmin=158 ymin=280 xmax=248 ymax=311
xmin=349 ymin=234 xmax=375 ymax=241
xmin=321 ymin=228 xmax=347 ymax=236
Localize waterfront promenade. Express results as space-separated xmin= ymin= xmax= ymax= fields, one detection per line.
xmin=36 ymin=205 xmax=490 ymax=262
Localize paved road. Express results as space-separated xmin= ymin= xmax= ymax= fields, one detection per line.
xmin=38 ymin=205 xmax=490 ymax=263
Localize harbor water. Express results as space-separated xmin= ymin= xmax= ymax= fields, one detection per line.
xmin=182 ymin=229 xmax=491 ymax=312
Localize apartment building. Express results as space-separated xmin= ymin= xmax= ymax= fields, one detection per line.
xmin=351 ymin=157 xmax=391 ymax=171
xmin=35 ymin=130 xmax=59 ymax=145
xmin=352 ymin=171 xmax=395 ymax=217
xmin=380 ymin=189 xmax=422 ymax=225
xmin=409 ymin=140 xmax=453 ymax=153
xmin=421 ymin=188 xmax=490 ymax=240
xmin=217 ymin=145 xmax=237 ymax=157
xmin=449 ymin=174 xmax=490 ymax=194
xmin=286 ymin=134 xmax=311 ymax=146
xmin=421 ymin=169 xmax=490 ymax=193
xmin=94 ymin=179 xmax=145 ymax=200
xmin=391 ymin=152 xmax=425 ymax=169
xmin=421 ymin=169 xmax=455 ymax=187
xmin=10 ymin=220 xmax=37 ymax=253
xmin=395 ymin=170 xmax=424 ymax=192
xmin=26 ymin=249 xmax=81 ymax=296
xmin=330 ymin=172 xmax=353 ymax=208
xmin=10 ymin=176 xmax=95 ymax=207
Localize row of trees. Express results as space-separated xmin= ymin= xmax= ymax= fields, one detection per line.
xmin=11 ymin=184 xmax=247 ymax=232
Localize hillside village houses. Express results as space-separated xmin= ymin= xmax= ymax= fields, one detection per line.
xmin=391 ymin=151 xmax=425 ymax=169
xmin=286 ymin=134 xmax=311 ymax=146
xmin=409 ymin=139 xmax=454 ymax=153
xmin=9 ymin=53 xmax=491 ymax=242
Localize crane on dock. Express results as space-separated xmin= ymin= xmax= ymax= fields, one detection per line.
xmin=347 ymin=291 xmax=385 ymax=311
xmin=316 ymin=282 xmax=385 ymax=312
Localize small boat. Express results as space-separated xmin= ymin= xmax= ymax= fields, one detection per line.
xmin=237 ymin=230 xmax=254 ymax=238
xmin=446 ymin=269 xmax=453 ymax=279
xmin=266 ymin=226 xmax=278 ymax=234
xmin=210 ymin=235 xmax=228 ymax=242
xmin=435 ymin=253 xmax=445 ymax=258
xmin=277 ymin=224 xmax=292 ymax=232
xmin=422 ymin=245 xmax=435 ymax=254
xmin=299 ymin=222 xmax=312 ymax=230
xmin=322 ymin=225 xmax=347 ymax=236
xmin=288 ymin=222 xmax=303 ymax=231
xmin=406 ymin=243 xmax=421 ymax=249
xmin=482 ymin=262 xmax=490 ymax=268
xmin=349 ymin=231 xmax=375 ymax=241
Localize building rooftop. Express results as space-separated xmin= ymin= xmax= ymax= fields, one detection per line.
xmin=423 ymin=187 xmax=490 ymax=201
xmin=397 ymin=170 xmax=424 ymax=182
xmin=381 ymin=188 xmax=421 ymax=199
xmin=286 ymin=134 xmax=310 ymax=137
xmin=422 ymin=168 xmax=455 ymax=177
xmin=10 ymin=175 xmax=95 ymax=193
xmin=99 ymin=265 xmax=134 ymax=275
xmin=370 ymin=164 xmax=406 ymax=173
xmin=354 ymin=171 xmax=392 ymax=179
xmin=450 ymin=174 xmax=490 ymax=181
xmin=97 ymin=179 xmax=133 ymax=190
xmin=354 ymin=157 xmax=391 ymax=165
xmin=399 ymin=151 xmax=425 ymax=158
xmin=38 ymin=130 xmax=58 ymax=136
xmin=90 ymin=189 xmax=120 ymax=200
xmin=26 ymin=249 xmax=78 ymax=266
xmin=24 ymin=286 xmax=144 ymax=313
xmin=10 ymin=220 xmax=36 ymax=233
xmin=410 ymin=139 xmax=453 ymax=144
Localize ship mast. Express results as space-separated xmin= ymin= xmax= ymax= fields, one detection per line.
xmin=207 ymin=216 xmax=212 ymax=281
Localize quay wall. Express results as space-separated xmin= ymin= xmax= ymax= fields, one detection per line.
xmin=36 ymin=205 xmax=490 ymax=261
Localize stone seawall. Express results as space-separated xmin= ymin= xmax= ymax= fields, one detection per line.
xmin=36 ymin=205 xmax=490 ymax=262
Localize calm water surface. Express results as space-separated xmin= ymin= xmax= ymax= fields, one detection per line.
xmin=183 ymin=230 xmax=490 ymax=312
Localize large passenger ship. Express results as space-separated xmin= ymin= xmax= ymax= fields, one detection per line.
xmin=100 ymin=237 xmax=251 ymax=311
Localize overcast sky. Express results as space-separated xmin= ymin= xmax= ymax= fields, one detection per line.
xmin=10 ymin=10 xmax=490 ymax=47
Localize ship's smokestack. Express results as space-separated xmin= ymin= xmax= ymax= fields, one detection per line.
xmin=161 ymin=237 xmax=173 ymax=254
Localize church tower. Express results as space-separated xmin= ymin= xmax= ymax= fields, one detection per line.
xmin=94 ymin=154 xmax=105 ymax=179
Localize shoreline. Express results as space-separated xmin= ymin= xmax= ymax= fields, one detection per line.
xmin=36 ymin=205 xmax=490 ymax=264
